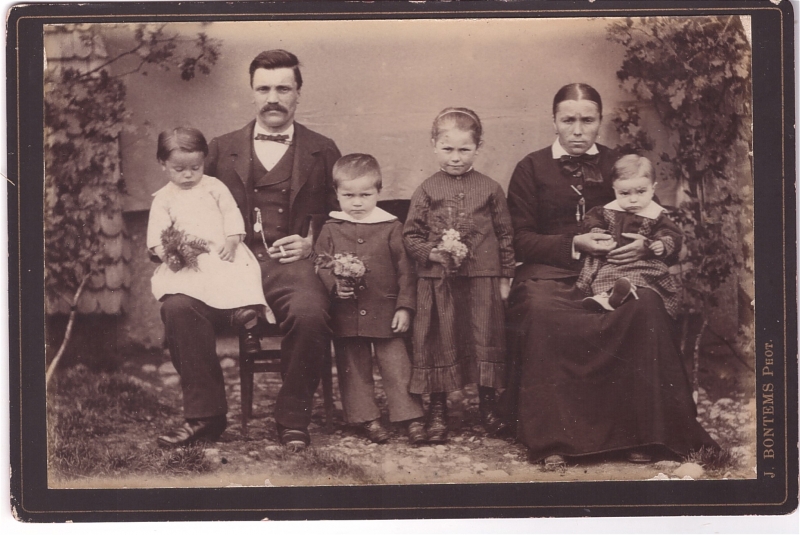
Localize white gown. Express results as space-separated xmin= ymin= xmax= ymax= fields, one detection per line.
xmin=147 ymin=175 xmax=273 ymax=321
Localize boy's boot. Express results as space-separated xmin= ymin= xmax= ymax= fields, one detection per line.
xmin=479 ymin=386 xmax=508 ymax=435
xmin=426 ymin=393 xmax=448 ymax=443
xmin=233 ymin=307 xmax=260 ymax=356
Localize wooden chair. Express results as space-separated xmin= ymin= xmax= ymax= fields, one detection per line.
xmin=238 ymin=322 xmax=334 ymax=434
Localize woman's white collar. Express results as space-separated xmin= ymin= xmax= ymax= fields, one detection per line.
xmin=328 ymin=207 xmax=397 ymax=224
xmin=604 ymin=199 xmax=665 ymax=220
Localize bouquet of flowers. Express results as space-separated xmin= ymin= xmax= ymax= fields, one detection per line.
xmin=160 ymin=222 xmax=210 ymax=272
xmin=437 ymin=228 xmax=470 ymax=275
xmin=314 ymin=252 xmax=368 ymax=298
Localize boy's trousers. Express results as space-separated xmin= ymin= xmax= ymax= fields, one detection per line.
xmin=333 ymin=337 xmax=424 ymax=424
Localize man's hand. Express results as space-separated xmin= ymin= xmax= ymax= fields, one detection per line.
xmin=218 ymin=235 xmax=240 ymax=262
xmin=268 ymin=233 xmax=313 ymax=264
xmin=573 ymin=233 xmax=617 ymax=256
xmin=606 ymin=233 xmax=650 ymax=265
xmin=391 ymin=308 xmax=412 ymax=333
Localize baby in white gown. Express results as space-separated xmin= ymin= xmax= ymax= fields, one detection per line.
xmin=147 ymin=127 xmax=273 ymax=326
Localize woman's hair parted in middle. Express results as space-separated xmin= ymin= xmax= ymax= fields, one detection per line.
xmin=332 ymin=153 xmax=383 ymax=191
xmin=552 ymin=83 xmax=603 ymax=118
xmin=431 ymin=107 xmax=483 ymax=145
xmin=156 ymin=127 xmax=209 ymax=162
xmin=611 ymin=154 xmax=655 ymax=184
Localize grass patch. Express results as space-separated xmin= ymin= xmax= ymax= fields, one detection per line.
xmin=47 ymin=364 xmax=212 ymax=480
xmin=686 ymin=446 xmax=742 ymax=475
xmin=263 ymin=447 xmax=380 ymax=485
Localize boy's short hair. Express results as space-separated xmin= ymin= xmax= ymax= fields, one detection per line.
xmin=332 ymin=154 xmax=382 ymax=191
xmin=156 ymin=127 xmax=209 ymax=162
xmin=611 ymin=154 xmax=655 ymax=183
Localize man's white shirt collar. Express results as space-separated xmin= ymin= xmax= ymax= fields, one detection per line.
xmin=254 ymin=122 xmax=294 ymax=142
xmin=551 ymin=138 xmax=599 ymax=159
xmin=328 ymin=207 xmax=397 ymax=224
xmin=604 ymin=199 xmax=665 ymax=220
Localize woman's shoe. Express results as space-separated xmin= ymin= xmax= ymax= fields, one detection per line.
xmin=608 ymin=277 xmax=639 ymax=308
xmin=407 ymin=420 xmax=427 ymax=446
xmin=426 ymin=394 xmax=449 ymax=443
xmin=626 ymin=450 xmax=653 ymax=463
xmin=362 ymin=419 xmax=390 ymax=444
xmin=543 ymin=454 xmax=566 ymax=469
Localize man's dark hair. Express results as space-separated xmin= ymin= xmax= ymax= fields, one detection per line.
xmin=249 ymin=49 xmax=303 ymax=89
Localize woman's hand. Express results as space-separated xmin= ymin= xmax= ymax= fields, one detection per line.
xmin=391 ymin=308 xmax=412 ymax=333
xmin=606 ymin=233 xmax=650 ymax=265
xmin=573 ymin=233 xmax=617 ymax=256
xmin=499 ymin=277 xmax=511 ymax=302
xmin=218 ymin=236 xmax=240 ymax=262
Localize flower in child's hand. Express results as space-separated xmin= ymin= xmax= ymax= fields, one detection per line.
xmin=437 ymin=228 xmax=469 ymax=274
xmin=161 ymin=223 xmax=210 ymax=272
xmin=314 ymin=252 xmax=368 ymax=299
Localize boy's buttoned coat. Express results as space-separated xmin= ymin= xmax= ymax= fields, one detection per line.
xmin=315 ymin=210 xmax=416 ymax=339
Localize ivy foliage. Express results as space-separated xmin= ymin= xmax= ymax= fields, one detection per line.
xmin=44 ymin=24 xmax=221 ymax=305
xmin=607 ymin=16 xmax=753 ymax=317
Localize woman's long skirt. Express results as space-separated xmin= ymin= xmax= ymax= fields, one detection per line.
xmin=504 ymin=277 xmax=718 ymax=462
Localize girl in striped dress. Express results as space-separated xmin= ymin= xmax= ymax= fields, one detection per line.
xmin=403 ymin=108 xmax=515 ymax=443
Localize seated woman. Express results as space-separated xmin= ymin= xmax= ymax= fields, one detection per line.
xmin=504 ymin=83 xmax=718 ymax=466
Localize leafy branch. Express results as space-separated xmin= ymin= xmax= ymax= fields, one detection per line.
xmin=607 ymin=16 xmax=754 ymax=388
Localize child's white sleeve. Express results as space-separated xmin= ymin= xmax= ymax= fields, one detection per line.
xmin=214 ymin=180 xmax=246 ymax=237
xmin=146 ymin=194 xmax=172 ymax=250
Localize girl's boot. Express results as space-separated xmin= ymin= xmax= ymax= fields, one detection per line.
xmin=426 ymin=393 xmax=448 ymax=443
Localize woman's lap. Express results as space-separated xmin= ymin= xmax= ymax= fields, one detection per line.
xmin=507 ymin=277 xmax=717 ymax=462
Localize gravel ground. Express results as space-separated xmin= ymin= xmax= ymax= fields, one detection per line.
xmin=71 ymin=337 xmax=756 ymax=489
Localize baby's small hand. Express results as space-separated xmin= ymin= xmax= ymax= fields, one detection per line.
xmin=648 ymin=240 xmax=665 ymax=256
xmin=428 ymin=247 xmax=447 ymax=265
xmin=391 ymin=308 xmax=412 ymax=333
xmin=152 ymin=245 xmax=167 ymax=262
xmin=218 ymin=236 xmax=240 ymax=262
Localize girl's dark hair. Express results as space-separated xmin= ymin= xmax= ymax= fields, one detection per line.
xmin=431 ymin=107 xmax=483 ymax=145
xmin=156 ymin=127 xmax=209 ymax=162
xmin=611 ymin=154 xmax=655 ymax=183
xmin=552 ymin=83 xmax=603 ymax=118
xmin=332 ymin=153 xmax=382 ymax=191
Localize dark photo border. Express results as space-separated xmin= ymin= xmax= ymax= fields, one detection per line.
xmin=7 ymin=0 xmax=798 ymax=521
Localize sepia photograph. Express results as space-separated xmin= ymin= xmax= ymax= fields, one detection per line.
xmin=8 ymin=0 xmax=797 ymax=522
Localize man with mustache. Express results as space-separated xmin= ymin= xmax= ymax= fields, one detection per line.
xmin=157 ymin=49 xmax=341 ymax=451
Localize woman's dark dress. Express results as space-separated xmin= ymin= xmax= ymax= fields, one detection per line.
xmin=504 ymin=144 xmax=718 ymax=461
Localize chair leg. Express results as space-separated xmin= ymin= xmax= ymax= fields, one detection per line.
xmin=239 ymin=350 xmax=255 ymax=435
xmin=322 ymin=344 xmax=334 ymax=433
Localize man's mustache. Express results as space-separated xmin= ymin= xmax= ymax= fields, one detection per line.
xmin=261 ymin=104 xmax=288 ymax=113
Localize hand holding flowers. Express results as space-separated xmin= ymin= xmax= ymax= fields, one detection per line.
xmin=429 ymin=228 xmax=470 ymax=275
xmin=314 ymin=252 xmax=368 ymax=299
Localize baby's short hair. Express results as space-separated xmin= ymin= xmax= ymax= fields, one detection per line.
xmin=332 ymin=153 xmax=382 ymax=191
xmin=156 ymin=127 xmax=208 ymax=162
xmin=611 ymin=154 xmax=655 ymax=184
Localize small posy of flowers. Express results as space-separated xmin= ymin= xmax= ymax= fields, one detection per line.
xmin=160 ymin=222 xmax=210 ymax=272
xmin=438 ymin=228 xmax=469 ymax=275
xmin=314 ymin=252 xmax=368 ymax=298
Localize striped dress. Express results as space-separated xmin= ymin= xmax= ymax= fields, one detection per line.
xmin=403 ymin=169 xmax=515 ymax=393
